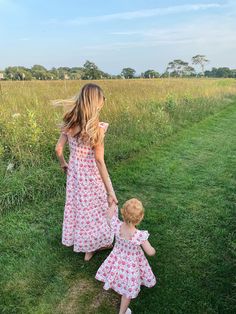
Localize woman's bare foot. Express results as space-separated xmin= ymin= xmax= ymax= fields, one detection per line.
xmin=84 ymin=252 xmax=95 ymax=261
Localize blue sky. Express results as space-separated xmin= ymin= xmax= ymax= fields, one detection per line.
xmin=0 ymin=0 xmax=235 ymax=74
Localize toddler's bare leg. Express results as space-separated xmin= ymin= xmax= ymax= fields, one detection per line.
xmin=119 ymin=296 xmax=131 ymax=314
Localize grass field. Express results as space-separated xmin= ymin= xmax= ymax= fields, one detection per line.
xmin=0 ymin=79 xmax=236 ymax=313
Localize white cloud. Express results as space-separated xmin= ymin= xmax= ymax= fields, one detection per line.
xmin=111 ymin=31 xmax=142 ymax=36
xmin=46 ymin=3 xmax=223 ymax=26
xmin=85 ymin=14 xmax=236 ymax=49
xmin=107 ymin=6 xmax=236 ymax=48
xmin=77 ymin=11 xmax=236 ymax=72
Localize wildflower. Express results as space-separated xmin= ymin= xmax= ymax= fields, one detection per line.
xmin=12 ymin=113 xmax=21 ymax=118
xmin=6 ymin=162 xmax=14 ymax=172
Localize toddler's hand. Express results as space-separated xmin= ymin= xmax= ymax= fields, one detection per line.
xmin=107 ymin=202 xmax=117 ymax=219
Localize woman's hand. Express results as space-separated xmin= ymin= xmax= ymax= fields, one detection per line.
xmin=107 ymin=202 xmax=117 ymax=220
xmin=107 ymin=191 xmax=118 ymax=207
xmin=60 ymin=162 xmax=68 ymax=174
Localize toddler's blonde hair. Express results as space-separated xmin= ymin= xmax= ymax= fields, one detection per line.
xmin=120 ymin=198 xmax=144 ymax=225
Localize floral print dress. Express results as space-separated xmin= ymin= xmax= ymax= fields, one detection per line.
xmin=62 ymin=122 xmax=116 ymax=252
xmin=95 ymin=215 xmax=156 ymax=299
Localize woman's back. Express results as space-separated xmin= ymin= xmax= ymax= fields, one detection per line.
xmin=64 ymin=122 xmax=108 ymax=175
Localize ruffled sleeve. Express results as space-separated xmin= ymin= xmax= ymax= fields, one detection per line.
xmin=99 ymin=122 xmax=109 ymax=133
xmin=110 ymin=215 xmax=122 ymax=234
xmin=133 ymin=230 xmax=150 ymax=245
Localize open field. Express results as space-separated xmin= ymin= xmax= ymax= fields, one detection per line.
xmin=0 ymin=79 xmax=236 ymax=313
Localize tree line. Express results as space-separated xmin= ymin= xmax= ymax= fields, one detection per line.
xmin=1 ymin=55 xmax=235 ymax=80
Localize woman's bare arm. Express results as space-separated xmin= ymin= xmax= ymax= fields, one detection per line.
xmin=55 ymin=133 xmax=68 ymax=172
xmin=94 ymin=140 xmax=118 ymax=206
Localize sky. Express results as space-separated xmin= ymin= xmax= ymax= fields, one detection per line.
xmin=0 ymin=0 xmax=235 ymax=74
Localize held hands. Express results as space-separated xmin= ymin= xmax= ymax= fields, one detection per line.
xmin=107 ymin=201 xmax=117 ymax=220
xmin=107 ymin=191 xmax=118 ymax=207
xmin=60 ymin=162 xmax=69 ymax=174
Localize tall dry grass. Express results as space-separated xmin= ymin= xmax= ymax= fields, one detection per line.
xmin=0 ymin=78 xmax=236 ymax=212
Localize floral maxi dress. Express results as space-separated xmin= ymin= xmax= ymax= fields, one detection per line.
xmin=62 ymin=122 xmax=115 ymax=252
xmin=95 ymin=215 xmax=157 ymax=299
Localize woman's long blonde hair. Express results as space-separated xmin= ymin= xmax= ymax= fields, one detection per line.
xmin=61 ymin=83 xmax=105 ymax=147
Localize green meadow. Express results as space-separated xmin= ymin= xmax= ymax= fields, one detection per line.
xmin=0 ymin=79 xmax=235 ymax=313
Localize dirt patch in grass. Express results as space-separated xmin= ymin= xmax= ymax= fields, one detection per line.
xmin=57 ymin=277 xmax=119 ymax=314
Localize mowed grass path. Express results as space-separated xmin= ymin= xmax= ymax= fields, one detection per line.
xmin=1 ymin=103 xmax=236 ymax=313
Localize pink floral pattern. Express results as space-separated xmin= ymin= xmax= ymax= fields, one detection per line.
xmin=95 ymin=216 xmax=156 ymax=299
xmin=62 ymin=122 xmax=116 ymax=252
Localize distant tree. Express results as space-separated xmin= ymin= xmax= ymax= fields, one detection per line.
xmin=20 ymin=67 xmax=33 ymax=80
xmin=70 ymin=67 xmax=84 ymax=80
xmin=57 ymin=67 xmax=71 ymax=80
xmin=205 ymin=67 xmax=235 ymax=78
xmin=192 ymin=55 xmax=209 ymax=75
xmin=81 ymin=60 xmax=102 ymax=80
xmin=31 ymin=65 xmax=49 ymax=80
xmin=205 ymin=67 xmax=217 ymax=77
xmin=4 ymin=66 xmax=32 ymax=80
xmin=102 ymin=72 xmax=112 ymax=79
xmin=215 ymin=67 xmax=232 ymax=78
xmin=160 ymin=71 xmax=169 ymax=78
xmin=231 ymin=69 xmax=236 ymax=78
xmin=143 ymin=69 xmax=160 ymax=78
xmin=49 ymin=67 xmax=59 ymax=80
xmin=183 ymin=66 xmax=196 ymax=77
xmin=121 ymin=68 xmax=136 ymax=79
xmin=166 ymin=60 xmax=189 ymax=77
xmin=4 ymin=67 xmax=15 ymax=80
